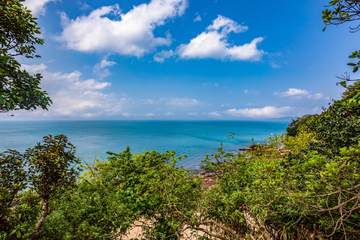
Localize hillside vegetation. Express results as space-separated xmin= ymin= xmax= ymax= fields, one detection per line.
xmin=1 ymin=82 xmax=360 ymax=240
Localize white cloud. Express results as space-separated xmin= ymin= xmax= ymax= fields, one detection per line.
xmin=154 ymin=50 xmax=175 ymax=63
xmin=165 ymin=112 xmax=174 ymax=115
xmin=145 ymin=113 xmax=154 ymax=116
xmin=94 ymin=56 xmax=117 ymax=69
xmin=23 ymin=0 xmax=56 ymax=16
xmin=284 ymin=88 xmax=309 ymax=96
xmin=77 ymin=1 xmax=91 ymax=10
xmin=72 ymin=79 xmax=111 ymax=90
xmin=57 ymin=0 xmax=188 ymax=57
xmin=21 ymin=63 xmax=47 ymax=73
xmin=188 ymin=112 xmax=198 ymax=116
xmin=176 ymin=15 xmax=265 ymax=61
xmin=225 ymin=106 xmax=292 ymax=118
xmin=168 ymin=98 xmax=200 ymax=107
xmin=275 ymin=88 xmax=326 ymax=100
xmin=243 ymin=89 xmax=259 ymax=95
xmin=275 ymin=88 xmax=309 ymax=98
xmin=20 ymin=64 xmax=128 ymax=118
xmin=93 ymin=55 xmax=117 ymax=78
xmin=308 ymin=93 xmax=324 ymax=100
xmin=270 ymin=61 xmax=281 ymax=68
xmin=122 ymin=113 xmax=130 ymax=117
xmin=194 ymin=15 xmax=202 ymax=22
xmin=208 ymin=111 xmax=221 ymax=117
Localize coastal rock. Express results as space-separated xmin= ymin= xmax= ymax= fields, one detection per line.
xmin=277 ymin=146 xmax=290 ymax=156
xmin=239 ymin=144 xmax=258 ymax=152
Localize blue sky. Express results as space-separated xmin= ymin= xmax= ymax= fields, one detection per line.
xmin=3 ymin=0 xmax=358 ymax=120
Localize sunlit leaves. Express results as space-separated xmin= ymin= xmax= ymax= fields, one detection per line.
xmin=0 ymin=0 xmax=51 ymax=112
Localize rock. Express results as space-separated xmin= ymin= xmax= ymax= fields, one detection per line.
xmin=277 ymin=146 xmax=290 ymax=156
xmin=245 ymin=144 xmax=258 ymax=151
xmin=215 ymin=169 xmax=224 ymax=175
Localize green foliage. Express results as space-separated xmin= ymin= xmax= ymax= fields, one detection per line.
xmin=347 ymin=50 xmax=360 ymax=73
xmin=0 ymin=150 xmax=26 ymax=218
xmin=0 ymin=134 xmax=80 ymax=240
xmin=307 ymin=101 xmax=360 ymax=153
xmin=25 ymin=134 xmax=81 ymax=199
xmin=0 ymin=0 xmax=51 ymax=113
xmin=342 ymin=79 xmax=360 ymax=100
xmin=41 ymin=147 xmax=203 ymax=239
xmin=198 ymin=124 xmax=360 ymax=239
xmin=286 ymin=114 xmax=317 ymax=137
xmin=40 ymin=178 xmax=127 ymax=239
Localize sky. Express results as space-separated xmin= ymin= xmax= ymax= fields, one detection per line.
xmin=2 ymin=0 xmax=359 ymax=120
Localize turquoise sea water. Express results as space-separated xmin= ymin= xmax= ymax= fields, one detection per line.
xmin=0 ymin=121 xmax=289 ymax=170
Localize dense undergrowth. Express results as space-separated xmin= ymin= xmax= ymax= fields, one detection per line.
xmin=1 ymin=82 xmax=360 ymax=239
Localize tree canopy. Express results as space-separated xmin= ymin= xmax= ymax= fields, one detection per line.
xmin=323 ymin=0 xmax=360 ymax=77
xmin=0 ymin=0 xmax=51 ymax=113
xmin=0 ymin=134 xmax=81 ymax=239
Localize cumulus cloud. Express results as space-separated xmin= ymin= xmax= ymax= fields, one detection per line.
xmin=188 ymin=112 xmax=198 ymax=116
xmin=57 ymin=0 xmax=188 ymax=57
xmin=176 ymin=15 xmax=265 ymax=61
xmin=165 ymin=112 xmax=174 ymax=115
xmin=225 ymin=106 xmax=292 ymax=118
xmin=20 ymin=64 xmax=129 ymax=118
xmin=23 ymin=0 xmax=57 ymax=16
xmin=145 ymin=113 xmax=154 ymax=116
xmin=93 ymin=55 xmax=117 ymax=78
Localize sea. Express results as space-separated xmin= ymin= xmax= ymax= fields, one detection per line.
xmin=0 ymin=121 xmax=289 ymax=170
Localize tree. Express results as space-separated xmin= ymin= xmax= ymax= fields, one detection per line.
xmin=0 ymin=134 xmax=81 ymax=239
xmin=0 ymin=0 xmax=51 ymax=113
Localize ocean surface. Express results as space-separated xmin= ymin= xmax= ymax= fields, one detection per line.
xmin=0 ymin=121 xmax=289 ymax=170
